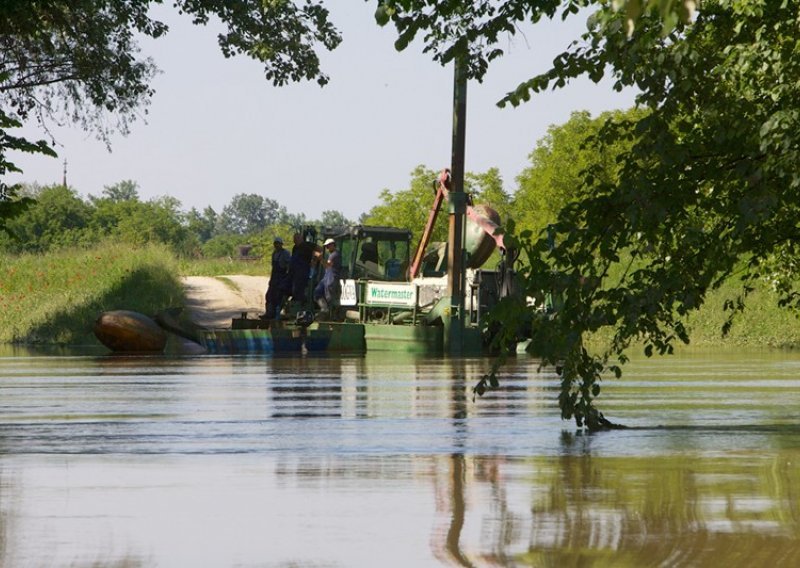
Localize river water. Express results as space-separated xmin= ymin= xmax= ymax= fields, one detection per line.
xmin=1 ymin=347 xmax=799 ymax=566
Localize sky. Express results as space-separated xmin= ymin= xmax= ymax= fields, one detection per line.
xmin=8 ymin=3 xmax=636 ymax=221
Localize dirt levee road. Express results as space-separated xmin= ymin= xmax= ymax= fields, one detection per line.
xmin=182 ymin=275 xmax=267 ymax=329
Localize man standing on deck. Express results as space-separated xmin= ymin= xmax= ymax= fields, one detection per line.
xmin=288 ymin=232 xmax=315 ymax=306
xmin=313 ymin=238 xmax=342 ymax=320
xmin=264 ymin=236 xmax=291 ymax=319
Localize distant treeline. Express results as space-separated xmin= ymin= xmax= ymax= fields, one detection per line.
xmin=2 ymin=109 xmax=640 ymax=260
xmin=0 ymin=180 xmax=355 ymax=258
xmin=1 ymin=166 xmax=517 ymax=261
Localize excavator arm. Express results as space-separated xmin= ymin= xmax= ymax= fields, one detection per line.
xmin=409 ymin=168 xmax=511 ymax=279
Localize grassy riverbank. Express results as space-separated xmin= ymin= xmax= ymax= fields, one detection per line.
xmin=177 ymin=256 xmax=264 ymax=277
xmin=0 ymin=243 xmax=184 ymax=345
xmin=1 ymin=242 xmax=799 ymax=347
xmin=584 ymin=276 xmax=800 ymax=351
xmin=686 ymin=278 xmax=800 ymax=348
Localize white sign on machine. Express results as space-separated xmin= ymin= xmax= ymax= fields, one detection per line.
xmin=337 ymin=280 xmax=418 ymax=308
xmin=365 ymin=282 xmax=417 ymax=307
xmin=340 ymin=279 xmax=357 ymax=307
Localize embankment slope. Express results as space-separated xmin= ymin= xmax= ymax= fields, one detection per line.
xmin=182 ymin=275 xmax=267 ymax=329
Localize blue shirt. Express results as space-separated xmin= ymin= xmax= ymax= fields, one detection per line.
xmin=323 ymin=250 xmax=341 ymax=286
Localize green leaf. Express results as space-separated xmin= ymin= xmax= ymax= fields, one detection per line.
xmin=375 ymin=5 xmax=391 ymax=27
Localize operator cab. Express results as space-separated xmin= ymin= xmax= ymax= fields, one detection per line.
xmin=321 ymin=225 xmax=412 ymax=282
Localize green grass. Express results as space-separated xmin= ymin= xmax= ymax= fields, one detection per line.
xmin=686 ymin=277 xmax=800 ymax=348
xmin=585 ymin=271 xmax=800 ymax=350
xmin=2 ymin=242 xmax=799 ymax=348
xmin=178 ymin=257 xmax=266 ymax=277
xmin=587 ymin=252 xmax=800 ymax=350
xmin=215 ymin=276 xmax=241 ymax=293
xmin=0 ymin=242 xmax=184 ymax=345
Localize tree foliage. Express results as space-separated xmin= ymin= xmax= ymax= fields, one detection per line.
xmin=373 ymin=0 xmax=698 ymax=81
xmin=92 ymin=191 xmax=193 ymax=251
xmin=186 ymin=206 xmax=218 ymax=244
xmin=101 ymin=180 xmax=140 ymax=202
xmin=0 ymin=0 xmax=344 ymax=238
xmin=0 ymin=110 xmax=55 ymax=235
xmin=0 ymin=180 xmax=321 ymax=259
xmin=463 ymin=1 xmax=800 ymax=429
xmin=4 ymin=185 xmax=94 ymax=251
xmin=363 ymin=165 xmax=446 ymax=246
xmin=216 ymin=193 xmax=288 ymax=236
xmin=466 ymin=167 xmax=512 ymax=222
xmin=514 ymin=108 xmax=645 ymax=237
xmin=363 ymin=165 xmax=512 ymax=258
xmin=0 ymin=0 xmax=341 ymax=142
xmin=319 ymin=209 xmax=352 ymax=229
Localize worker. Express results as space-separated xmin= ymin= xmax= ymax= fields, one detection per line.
xmin=288 ymin=232 xmax=315 ymax=305
xmin=313 ymin=237 xmax=342 ymax=320
xmin=264 ymin=236 xmax=291 ymax=319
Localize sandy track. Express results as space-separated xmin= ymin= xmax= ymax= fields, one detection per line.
xmin=182 ymin=275 xmax=267 ymax=329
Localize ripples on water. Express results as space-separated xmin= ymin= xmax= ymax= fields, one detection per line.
xmin=1 ymin=347 xmax=799 ymax=566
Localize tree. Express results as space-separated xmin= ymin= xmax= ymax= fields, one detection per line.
xmin=201 ymin=232 xmax=252 ymax=259
xmin=0 ymin=1 xmax=341 ymax=142
xmin=114 ymin=198 xmax=191 ymax=253
xmin=379 ymin=1 xmax=800 ymax=429
xmin=0 ymin=111 xmax=54 ymax=236
xmin=0 ymin=1 xmax=342 ymax=234
xmin=363 ymin=165 xmax=447 ymax=247
xmin=4 ymin=184 xmax=93 ymax=252
xmin=466 ymin=167 xmax=511 ymax=223
xmin=513 ymin=108 xmax=645 ymax=238
xmin=374 ymin=0 xmax=698 ymax=81
xmin=216 ymin=193 xmax=287 ymax=235
xmin=101 ymin=180 xmax=140 ymax=202
xmin=319 ymin=210 xmax=351 ymax=228
xmin=497 ymin=1 xmax=800 ymax=429
xmin=0 ymin=0 xmax=343 ymax=207
xmin=186 ymin=206 xmax=218 ymax=244
xmin=284 ymin=212 xmax=309 ymax=231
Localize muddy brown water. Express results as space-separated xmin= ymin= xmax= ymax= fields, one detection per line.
xmin=1 ymin=346 xmax=799 ymax=566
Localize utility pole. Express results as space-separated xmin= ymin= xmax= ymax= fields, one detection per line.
xmin=62 ymin=158 xmax=68 ymax=188
xmin=444 ymin=57 xmax=468 ymax=354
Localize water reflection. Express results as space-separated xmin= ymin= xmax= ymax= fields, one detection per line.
xmin=269 ymin=357 xmax=346 ymax=419
xmin=260 ymin=451 xmax=800 ymax=566
xmin=0 ymin=349 xmax=800 ymax=565
xmin=440 ymin=454 xmax=472 ymax=567
xmin=523 ymin=451 xmax=800 ymax=565
xmin=0 ymin=343 xmax=106 ymax=358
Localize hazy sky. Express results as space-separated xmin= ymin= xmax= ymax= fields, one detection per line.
xmin=9 ymin=3 xmax=636 ymax=220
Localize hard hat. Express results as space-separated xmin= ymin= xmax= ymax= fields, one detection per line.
xmin=323 ymin=238 xmax=335 ymax=247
